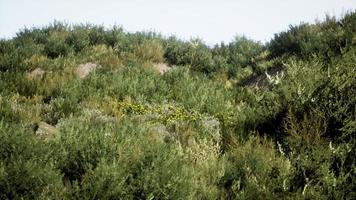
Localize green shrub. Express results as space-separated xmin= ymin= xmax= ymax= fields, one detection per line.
xmin=42 ymin=97 xmax=80 ymax=125
xmin=54 ymin=117 xmax=148 ymax=182
xmin=80 ymin=44 xmax=122 ymax=70
xmin=0 ymin=39 xmax=44 ymax=72
xmin=164 ymin=67 xmax=232 ymax=114
xmin=164 ymin=38 xmax=214 ymax=74
xmin=66 ymin=27 xmax=90 ymax=53
xmin=0 ymin=72 xmax=42 ymax=97
xmin=268 ymin=12 xmax=356 ymax=62
xmin=311 ymin=48 xmax=356 ymax=140
xmin=212 ymin=36 xmax=264 ymax=77
xmin=0 ymin=121 xmax=65 ymax=199
xmin=0 ymin=94 xmax=42 ymax=126
xmin=88 ymin=25 xmax=107 ymax=45
xmin=44 ymin=31 xmax=72 ymax=58
xmin=104 ymin=26 xmax=125 ymax=47
xmin=133 ymin=39 xmax=165 ymax=63
xmin=220 ymin=136 xmax=290 ymax=199
xmin=0 ymin=159 xmax=64 ymax=200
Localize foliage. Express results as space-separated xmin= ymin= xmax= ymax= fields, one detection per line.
xmin=0 ymin=121 xmax=64 ymax=199
xmin=0 ymin=11 xmax=355 ymax=199
xmin=133 ymin=39 xmax=165 ymax=63
xmin=164 ymin=38 xmax=215 ymax=74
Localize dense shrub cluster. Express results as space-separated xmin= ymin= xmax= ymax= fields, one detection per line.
xmin=0 ymin=11 xmax=355 ymax=199
xmin=164 ymin=38 xmax=215 ymax=74
xmin=268 ymin=13 xmax=356 ymax=63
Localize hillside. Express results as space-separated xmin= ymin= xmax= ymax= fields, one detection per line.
xmin=0 ymin=12 xmax=355 ymax=199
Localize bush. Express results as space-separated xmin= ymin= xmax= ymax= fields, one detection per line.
xmin=164 ymin=38 xmax=214 ymax=74
xmin=0 ymin=159 xmax=64 ymax=199
xmin=41 ymin=97 xmax=80 ymax=125
xmin=268 ymin=12 xmax=356 ymax=62
xmin=163 ymin=67 xmax=232 ymax=115
xmin=0 ymin=94 xmax=42 ymax=126
xmin=133 ymin=39 xmax=165 ymax=63
xmin=219 ymin=136 xmax=290 ymax=199
xmin=54 ymin=117 xmax=148 ymax=182
xmin=66 ymin=27 xmax=90 ymax=53
xmin=44 ymin=31 xmax=72 ymax=58
xmin=212 ymin=36 xmax=264 ymax=77
xmin=0 ymin=39 xmax=44 ymax=72
xmin=80 ymin=44 xmax=122 ymax=70
xmin=0 ymin=121 xmax=65 ymax=199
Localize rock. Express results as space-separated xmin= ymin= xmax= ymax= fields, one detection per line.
xmin=201 ymin=116 xmax=221 ymax=142
xmin=76 ymin=62 xmax=101 ymax=79
xmin=27 ymin=68 xmax=45 ymax=79
xmin=151 ymin=124 xmax=176 ymax=143
xmin=152 ymin=63 xmax=172 ymax=74
xmin=82 ymin=108 xmax=117 ymax=123
xmin=35 ymin=121 xmax=60 ymax=140
xmin=241 ymin=66 xmax=284 ymax=89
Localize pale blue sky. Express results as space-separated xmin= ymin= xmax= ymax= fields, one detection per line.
xmin=0 ymin=0 xmax=355 ymax=44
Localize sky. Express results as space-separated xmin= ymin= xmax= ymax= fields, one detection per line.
xmin=0 ymin=0 xmax=355 ymax=44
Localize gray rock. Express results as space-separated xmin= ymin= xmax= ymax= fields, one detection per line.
xmin=151 ymin=124 xmax=176 ymax=143
xmin=76 ymin=62 xmax=101 ymax=79
xmin=27 ymin=68 xmax=45 ymax=79
xmin=35 ymin=121 xmax=59 ymax=140
xmin=152 ymin=63 xmax=173 ymax=74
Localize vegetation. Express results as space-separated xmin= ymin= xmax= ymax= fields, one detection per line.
xmin=0 ymin=12 xmax=355 ymax=199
